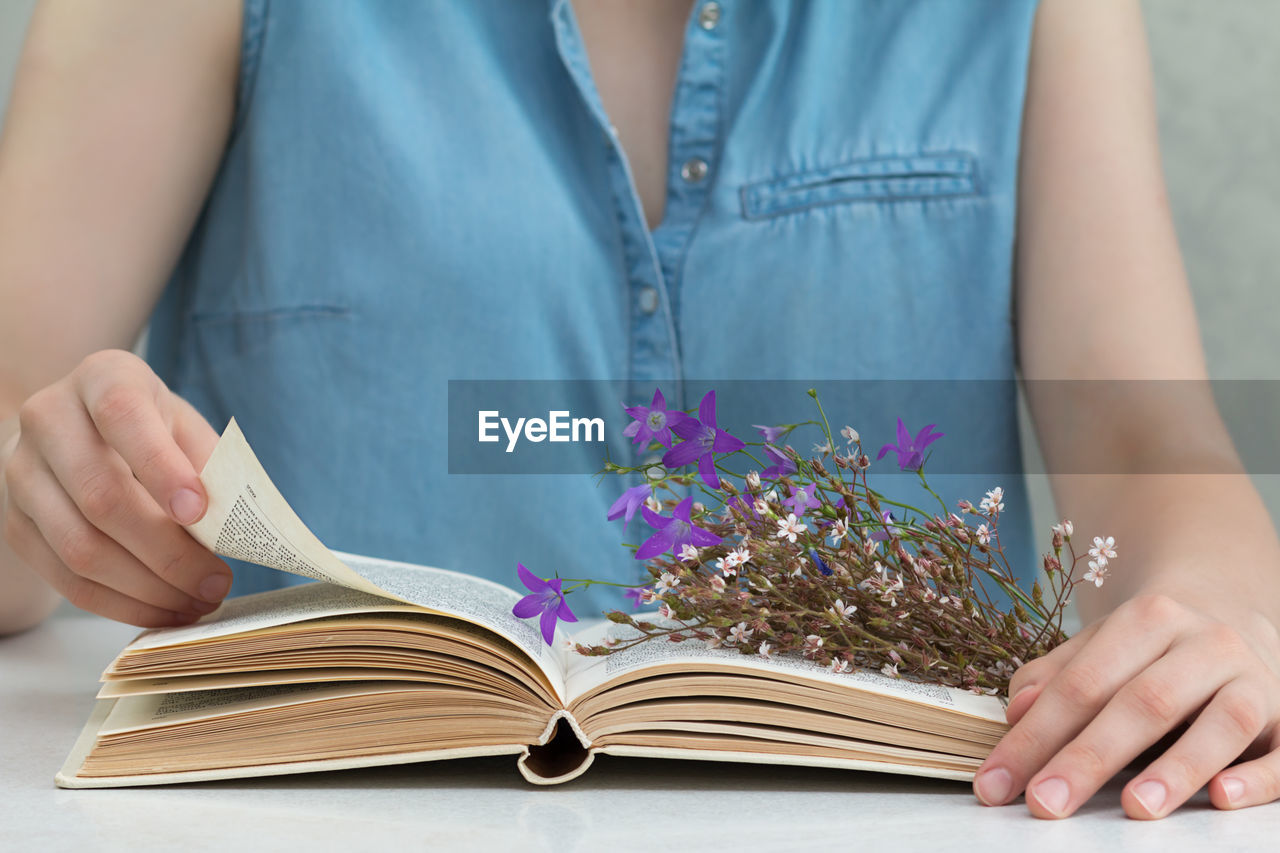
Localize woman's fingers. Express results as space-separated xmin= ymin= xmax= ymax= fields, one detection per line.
xmin=1021 ymin=635 xmax=1251 ymax=818
xmin=974 ymin=594 xmax=1187 ymax=807
xmin=73 ymin=350 xmax=208 ymax=524
xmin=170 ymin=391 xmax=220 ymax=473
xmin=1120 ymin=677 xmax=1274 ymax=819
xmin=1209 ymin=728 xmax=1280 ymax=811
xmin=7 ymin=454 xmax=215 ymax=616
xmin=2 ymin=503 xmax=197 ymax=628
xmin=1004 ymin=620 xmax=1102 ymax=725
xmin=32 ymin=390 xmax=232 ymax=604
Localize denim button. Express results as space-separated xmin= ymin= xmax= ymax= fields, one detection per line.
xmin=681 ymin=157 xmax=708 ymax=183
xmin=638 ymin=286 xmax=659 ymax=314
xmin=698 ymin=2 xmax=721 ymax=30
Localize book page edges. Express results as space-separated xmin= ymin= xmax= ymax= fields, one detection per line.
xmin=596 ymin=744 xmax=976 ymax=783
xmin=56 ymin=698 xmax=531 ymax=790
xmin=57 ymin=702 xmax=973 ymax=788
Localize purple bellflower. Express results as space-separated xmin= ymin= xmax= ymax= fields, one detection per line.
xmin=623 ymin=387 xmax=687 ymax=449
xmin=662 ymin=391 xmax=745 ymax=488
xmin=783 ymin=484 xmax=821 ymax=518
xmin=607 ymin=483 xmax=652 ymax=530
xmin=877 ymin=418 xmax=944 ymax=472
xmin=636 ymin=497 xmax=723 ymax=560
xmin=760 ymin=444 xmax=798 ymax=480
xmin=623 ymin=587 xmax=648 ymax=610
xmin=512 ymin=563 xmax=578 ymax=646
xmin=754 ymin=424 xmax=788 ymax=443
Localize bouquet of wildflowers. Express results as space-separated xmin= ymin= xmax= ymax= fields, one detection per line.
xmin=513 ymin=388 xmax=1117 ymax=696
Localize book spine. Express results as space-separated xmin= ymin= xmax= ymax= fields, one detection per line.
xmin=515 ymin=709 xmax=597 ymax=785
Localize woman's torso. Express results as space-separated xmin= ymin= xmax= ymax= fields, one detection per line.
xmin=148 ymin=0 xmax=1043 ymax=612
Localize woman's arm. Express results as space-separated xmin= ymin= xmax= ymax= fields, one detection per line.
xmin=0 ymin=0 xmax=240 ymax=634
xmin=977 ymin=0 xmax=1280 ymax=819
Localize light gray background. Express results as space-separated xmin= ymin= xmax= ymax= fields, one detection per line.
xmin=2 ymin=1 xmax=1278 ymax=620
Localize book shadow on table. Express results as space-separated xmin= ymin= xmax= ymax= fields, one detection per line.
xmin=170 ymin=754 xmax=1217 ymax=818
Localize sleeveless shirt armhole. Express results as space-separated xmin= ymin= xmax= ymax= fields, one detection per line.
xmin=229 ymin=0 xmax=270 ymax=143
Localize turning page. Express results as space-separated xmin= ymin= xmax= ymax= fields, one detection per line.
xmin=182 ymin=419 xmax=566 ymax=699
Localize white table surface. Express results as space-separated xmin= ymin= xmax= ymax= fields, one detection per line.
xmin=1 ymin=616 xmax=1274 ymax=852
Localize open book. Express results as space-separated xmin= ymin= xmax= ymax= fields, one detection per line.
xmin=57 ymin=420 xmax=1010 ymax=788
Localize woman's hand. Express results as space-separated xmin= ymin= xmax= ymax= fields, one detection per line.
xmin=974 ymin=590 xmax=1280 ymax=818
xmin=1 ymin=349 xmax=227 ymax=627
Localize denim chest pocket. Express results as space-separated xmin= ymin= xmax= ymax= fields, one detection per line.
xmin=740 ymin=152 xmax=980 ymax=220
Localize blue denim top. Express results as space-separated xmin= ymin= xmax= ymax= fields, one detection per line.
xmin=147 ymin=0 xmax=1044 ymax=613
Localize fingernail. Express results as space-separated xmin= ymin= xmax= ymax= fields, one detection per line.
xmin=975 ymin=767 xmax=1013 ymax=805
xmin=1133 ymin=779 xmax=1167 ymax=815
xmin=170 ymin=488 xmax=204 ymax=524
xmin=199 ymin=573 xmax=231 ymax=603
xmin=1221 ymin=776 xmax=1245 ymax=806
xmin=1031 ymin=776 xmax=1071 ymax=816
xmin=191 ymin=598 xmax=220 ymax=614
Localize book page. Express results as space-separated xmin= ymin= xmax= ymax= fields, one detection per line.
xmin=99 ymin=682 xmax=413 ymax=734
xmin=187 ymin=419 xmax=388 ymax=597
xmin=563 ymin=617 xmax=1007 ymax=724
xmin=119 ymin=583 xmax=424 ymax=652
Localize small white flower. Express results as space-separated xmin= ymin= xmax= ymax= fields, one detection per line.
xmin=692 ymin=502 xmax=705 ymax=514
xmin=775 ymin=513 xmax=805 ymax=543
xmin=1083 ymin=560 xmax=1109 ymax=587
xmin=746 ymin=471 xmax=762 ymax=490
xmin=706 ymin=632 xmax=724 ymax=649
xmin=639 ymin=588 xmax=659 ymax=604
xmin=678 ymin=544 xmax=700 ymax=562
xmin=841 ymin=426 xmax=860 ymax=445
xmin=728 ymin=622 xmax=754 ymax=644
xmin=644 ymin=495 xmax=663 ymax=513
xmin=709 ymin=574 xmax=726 ymax=593
xmin=986 ymin=660 xmax=1015 ymax=678
xmin=829 ymin=517 xmax=849 ymax=545
xmin=863 ymin=538 xmax=881 ymax=556
xmin=830 ymin=658 xmax=853 ymax=674
xmin=764 ymin=489 xmax=779 ymax=503
xmin=658 ymin=602 xmax=675 ymax=619
xmin=1051 ymin=520 xmax=1074 ymax=538
xmin=753 ymin=498 xmax=770 ymax=515
xmin=716 ymin=545 xmax=750 ymax=576
xmin=979 ymin=487 xmax=1005 ymax=514
xmin=654 ymin=572 xmax=680 ymax=594
xmin=881 ymin=662 xmax=899 ymax=678
xmin=1088 ymin=535 xmax=1117 ymax=564
xmin=758 ymin=641 xmax=775 ymax=658
xmin=827 ymin=598 xmax=857 ymax=620
xmin=976 ymin=524 xmax=991 ymax=546
xmin=813 ymin=441 xmax=832 ymax=454
xmin=802 ymin=634 xmax=824 ymax=658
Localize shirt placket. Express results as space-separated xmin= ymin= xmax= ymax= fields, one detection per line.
xmin=549 ymin=0 xmax=727 ymax=476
